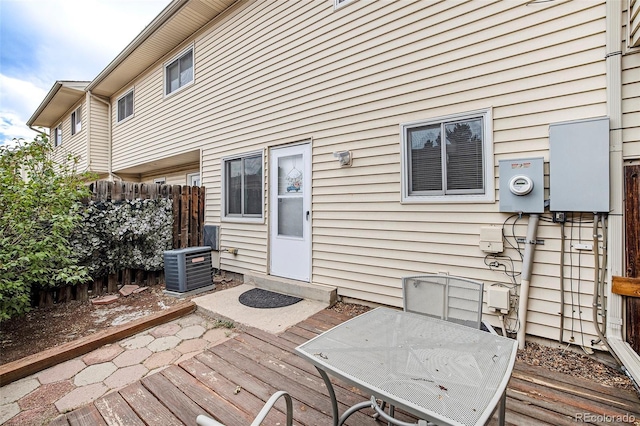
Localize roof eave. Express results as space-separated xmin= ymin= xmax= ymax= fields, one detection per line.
xmin=85 ymin=0 xmax=189 ymax=94
xmin=27 ymin=81 xmax=88 ymax=128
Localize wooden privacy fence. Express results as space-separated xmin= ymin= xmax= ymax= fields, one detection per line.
xmin=36 ymin=181 xmax=206 ymax=307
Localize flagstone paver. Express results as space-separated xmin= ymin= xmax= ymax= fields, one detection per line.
xmin=149 ymin=322 xmax=181 ymax=337
xmin=112 ymin=347 xmax=152 ymax=367
xmin=103 ymin=364 xmax=148 ymax=389
xmin=73 ymin=363 xmax=117 ymax=386
xmin=147 ymin=335 xmax=181 ymax=352
xmin=0 ymin=377 xmax=39 ymax=405
xmin=37 ymin=359 xmax=86 ymax=384
xmin=54 ymin=383 xmax=108 ymax=412
xmin=121 ymin=334 xmax=154 ymax=349
xmin=82 ymin=344 xmax=124 ymax=365
xmin=18 ymin=381 xmax=74 ymax=410
xmin=1 ymin=311 xmax=235 ymax=425
xmin=176 ymin=324 xmax=206 ymax=339
xmin=175 ymin=338 xmax=208 ymax=354
xmin=143 ymin=350 xmax=181 ymax=370
xmin=0 ymin=403 xmax=20 ymax=424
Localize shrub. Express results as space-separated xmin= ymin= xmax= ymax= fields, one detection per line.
xmin=0 ymin=135 xmax=93 ymax=321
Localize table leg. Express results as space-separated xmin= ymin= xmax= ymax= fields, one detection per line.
xmin=316 ymin=367 xmax=339 ymax=426
xmin=315 ymin=367 xmax=377 ymax=426
xmin=498 ymin=390 xmax=507 ymax=426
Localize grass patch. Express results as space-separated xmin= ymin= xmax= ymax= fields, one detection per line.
xmin=212 ymin=319 xmax=235 ymax=329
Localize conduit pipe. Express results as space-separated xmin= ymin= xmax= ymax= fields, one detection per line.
xmin=517 ymin=213 xmax=539 ymax=350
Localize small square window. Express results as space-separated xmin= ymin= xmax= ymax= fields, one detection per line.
xmin=117 ymin=90 xmax=134 ymax=122
xmin=165 ymin=47 xmax=194 ymax=96
xmin=187 ymin=173 xmax=201 ymax=186
xmin=222 ymin=152 xmax=263 ymax=219
xmin=71 ymin=106 xmax=82 ymax=135
xmin=153 ymin=178 xmax=166 ymax=184
xmin=401 ymin=109 xmax=494 ymax=203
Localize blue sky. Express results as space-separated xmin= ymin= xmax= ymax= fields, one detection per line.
xmin=0 ymin=0 xmax=171 ymax=146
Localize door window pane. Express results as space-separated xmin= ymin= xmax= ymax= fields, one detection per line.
xmin=278 ymin=198 xmax=303 ymax=237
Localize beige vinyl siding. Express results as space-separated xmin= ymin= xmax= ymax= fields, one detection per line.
xmin=622 ymin=51 xmax=640 ymax=158
xmin=52 ymin=100 xmax=88 ymax=173
xmin=110 ymin=0 xmax=612 ymax=344
xmin=88 ymin=96 xmax=109 ymax=173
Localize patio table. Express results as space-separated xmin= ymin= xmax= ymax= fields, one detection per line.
xmin=295 ymin=307 xmax=518 ymax=426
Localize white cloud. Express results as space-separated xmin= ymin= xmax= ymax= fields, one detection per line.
xmin=0 ymin=0 xmax=170 ymax=145
xmin=0 ymin=74 xmax=48 ymax=145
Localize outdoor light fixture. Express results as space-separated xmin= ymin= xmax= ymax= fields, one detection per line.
xmin=333 ymin=150 xmax=352 ymax=167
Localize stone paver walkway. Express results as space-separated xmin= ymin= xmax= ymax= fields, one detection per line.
xmin=0 ymin=312 xmax=236 ymax=425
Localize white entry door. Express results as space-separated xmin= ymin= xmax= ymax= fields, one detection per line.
xmin=270 ymin=143 xmax=311 ymax=282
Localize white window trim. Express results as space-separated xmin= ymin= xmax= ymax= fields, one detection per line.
xmin=334 ymin=0 xmax=355 ymax=9
xmin=221 ymin=151 xmax=265 ymax=223
xmin=71 ymin=106 xmax=82 ymax=135
xmin=116 ymin=89 xmax=135 ymax=123
xmin=153 ymin=177 xmax=166 ymax=184
xmin=400 ymin=108 xmax=495 ymax=204
xmin=163 ymin=45 xmax=195 ymax=98
xmin=187 ymin=172 xmax=201 ymax=186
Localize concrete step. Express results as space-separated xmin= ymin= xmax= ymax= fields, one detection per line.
xmin=243 ymin=273 xmax=337 ymax=306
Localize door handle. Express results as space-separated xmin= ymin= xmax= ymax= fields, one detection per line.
xmin=306 ymin=211 xmax=310 ymax=221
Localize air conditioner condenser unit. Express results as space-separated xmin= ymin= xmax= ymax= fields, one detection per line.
xmin=164 ymin=246 xmax=214 ymax=293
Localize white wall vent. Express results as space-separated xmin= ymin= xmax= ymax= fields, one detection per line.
xmin=164 ymin=246 xmax=213 ymax=293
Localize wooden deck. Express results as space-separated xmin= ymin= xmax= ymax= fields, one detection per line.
xmin=52 ymin=309 xmax=640 ymax=426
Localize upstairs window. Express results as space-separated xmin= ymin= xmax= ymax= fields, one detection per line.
xmin=117 ymin=90 xmax=134 ymax=122
xmin=165 ymin=47 xmax=194 ymax=96
xmin=71 ymin=106 xmax=82 ymax=135
xmin=401 ymin=109 xmax=494 ymax=203
xmin=54 ymin=125 xmax=62 ymax=147
xmin=223 ymin=152 xmax=263 ymax=220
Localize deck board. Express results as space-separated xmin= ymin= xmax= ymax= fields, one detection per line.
xmin=57 ymin=308 xmax=639 ymax=425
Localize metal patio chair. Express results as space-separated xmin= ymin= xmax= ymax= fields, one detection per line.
xmin=402 ymin=274 xmax=497 ymax=333
xmin=373 ymin=275 xmax=498 ymax=425
xmin=196 ymin=390 xmax=293 ymax=426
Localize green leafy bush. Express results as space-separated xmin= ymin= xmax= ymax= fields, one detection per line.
xmin=0 ymin=135 xmax=92 ymax=321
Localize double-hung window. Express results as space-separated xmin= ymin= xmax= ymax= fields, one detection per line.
xmin=117 ymin=90 xmax=134 ymax=122
xmin=54 ymin=125 xmax=62 ymax=147
xmin=401 ymin=109 xmax=494 ymax=203
xmin=223 ymin=152 xmax=263 ymax=220
xmin=165 ymin=47 xmax=194 ymax=96
xmin=71 ymin=106 xmax=82 ymax=135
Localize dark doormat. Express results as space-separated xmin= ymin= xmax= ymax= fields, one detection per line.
xmin=238 ymin=288 xmax=303 ymax=309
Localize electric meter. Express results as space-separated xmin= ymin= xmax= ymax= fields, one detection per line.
xmin=509 ymin=175 xmax=533 ymax=196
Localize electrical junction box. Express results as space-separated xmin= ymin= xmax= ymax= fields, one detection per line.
xmin=549 ymin=117 xmax=609 ymax=213
xmin=479 ymin=226 xmax=504 ymax=253
xmin=487 ymin=285 xmax=511 ymax=313
xmin=499 ymin=157 xmax=545 ymax=213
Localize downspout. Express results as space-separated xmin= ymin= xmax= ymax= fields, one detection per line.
xmin=86 ymin=92 xmax=91 ymax=172
xmin=604 ymin=0 xmax=640 ymax=387
xmin=88 ymin=91 xmax=112 ymax=181
xmin=516 ymin=213 xmax=540 ymax=350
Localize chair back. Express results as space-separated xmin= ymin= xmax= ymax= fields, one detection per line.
xmin=402 ymin=275 xmax=484 ymax=329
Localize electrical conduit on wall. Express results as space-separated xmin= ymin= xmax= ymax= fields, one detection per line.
xmin=516 ymin=214 xmax=539 ymax=350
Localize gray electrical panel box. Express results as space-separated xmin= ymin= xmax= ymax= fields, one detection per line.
xmin=499 ymin=157 xmax=545 ymax=213
xmin=549 ymin=117 xmax=609 ymax=212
